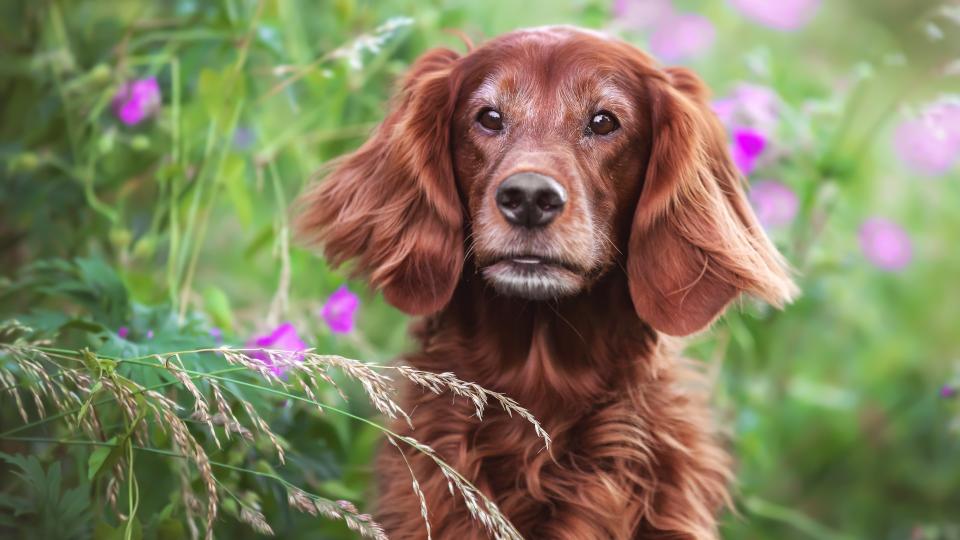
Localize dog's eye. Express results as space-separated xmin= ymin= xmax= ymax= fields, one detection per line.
xmin=477 ymin=108 xmax=504 ymax=131
xmin=588 ymin=111 xmax=620 ymax=135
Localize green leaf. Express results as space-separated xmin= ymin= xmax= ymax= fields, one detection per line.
xmin=202 ymin=286 xmax=235 ymax=332
xmin=87 ymin=436 xmax=120 ymax=481
xmin=221 ymin=154 xmax=253 ymax=228
xmin=197 ymin=67 xmax=247 ymax=132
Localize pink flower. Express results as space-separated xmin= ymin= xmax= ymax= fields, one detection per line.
xmin=649 ymin=14 xmax=716 ymax=62
xmin=892 ymin=102 xmax=960 ymax=176
xmin=940 ymin=385 xmax=957 ymax=399
xmin=112 ymin=77 xmax=161 ymax=126
xmin=859 ymin=218 xmax=912 ymax=272
xmin=321 ymin=286 xmax=359 ymax=334
xmin=117 ymin=326 xmax=130 ymax=339
xmin=728 ymin=0 xmax=821 ymax=31
xmin=613 ymin=0 xmax=676 ymax=31
xmin=712 ymin=83 xmax=781 ymax=134
xmin=246 ymin=322 xmax=308 ymax=376
xmin=731 ymin=128 xmax=767 ymax=176
xmin=749 ymin=180 xmax=798 ymax=228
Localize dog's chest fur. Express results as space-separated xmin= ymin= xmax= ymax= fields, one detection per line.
xmin=372 ymin=277 xmax=731 ymax=540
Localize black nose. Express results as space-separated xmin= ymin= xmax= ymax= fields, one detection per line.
xmin=495 ymin=173 xmax=567 ymax=228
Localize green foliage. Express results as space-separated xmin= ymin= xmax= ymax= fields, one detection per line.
xmin=0 ymin=452 xmax=91 ymax=539
xmin=1 ymin=0 xmax=959 ymax=539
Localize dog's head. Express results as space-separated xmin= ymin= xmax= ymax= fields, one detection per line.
xmin=297 ymin=26 xmax=797 ymax=336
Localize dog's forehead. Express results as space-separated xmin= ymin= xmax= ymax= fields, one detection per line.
xmin=464 ymin=29 xmax=633 ymax=112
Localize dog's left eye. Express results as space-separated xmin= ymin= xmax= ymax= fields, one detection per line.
xmin=477 ymin=108 xmax=504 ymax=131
xmin=588 ymin=111 xmax=620 ymax=135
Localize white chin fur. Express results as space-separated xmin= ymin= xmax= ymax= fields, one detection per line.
xmin=482 ymin=261 xmax=583 ymax=300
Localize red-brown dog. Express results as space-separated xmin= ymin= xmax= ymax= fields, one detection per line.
xmin=298 ymin=25 xmax=796 ymax=540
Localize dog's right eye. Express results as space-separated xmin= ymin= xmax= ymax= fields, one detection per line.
xmin=477 ymin=108 xmax=504 ymax=131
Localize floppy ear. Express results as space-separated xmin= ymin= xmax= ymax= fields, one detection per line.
xmin=627 ymin=67 xmax=798 ymax=336
xmin=296 ymin=49 xmax=464 ymax=315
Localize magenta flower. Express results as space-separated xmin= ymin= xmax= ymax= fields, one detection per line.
xmin=712 ymin=83 xmax=781 ymax=135
xmin=749 ymin=180 xmax=798 ymax=228
xmin=321 ymin=286 xmax=360 ymax=334
xmin=112 ymin=77 xmax=161 ymax=126
xmin=613 ymin=0 xmax=676 ymax=31
xmin=728 ymin=0 xmax=821 ymax=31
xmin=117 ymin=326 xmax=130 ymax=339
xmin=649 ymin=14 xmax=716 ymax=62
xmin=940 ymin=385 xmax=957 ymax=399
xmin=731 ymin=128 xmax=767 ymax=176
xmin=893 ymin=102 xmax=960 ymax=176
xmin=246 ymin=322 xmax=308 ymax=376
xmin=859 ymin=218 xmax=912 ymax=272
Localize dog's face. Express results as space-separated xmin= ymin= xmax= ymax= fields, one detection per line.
xmin=451 ymin=28 xmax=650 ymax=300
xmin=297 ymin=27 xmax=796 ymax=336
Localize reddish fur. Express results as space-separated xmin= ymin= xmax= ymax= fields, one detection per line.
xmin=297 ymin=27 xmax=796 ymax=540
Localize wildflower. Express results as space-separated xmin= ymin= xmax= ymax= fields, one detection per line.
xmin=321 ymin=286 xmax=360 ymax=334
xmin=112 ymin=77 xmax=161 ymax=126
xmin=731 ymin=128 xmax=767 ymax=176
xmin=612 ymin=0 xmax=675 ymax=31
xmin=940 ymin=384 xmax=957 ymax=399
xmin=892 ymin=101 xmax=960 ymax=176
xmin=649 ymin=13 xmax=716 ymax=62
xmin=859 ymin=217 xmax=912 ymax=272
xmin=233 ymin=127 xmax=255 ymax=151
xmin=145 ymin=329 xmax=154 ymax=340
xmin=246 ymin=322 xmax=308 ymax=376
xmin=209 ymin=327 xmax=223 ymax=344
xmin=749 ymin=180 xmax=798 ymax=228
xmin=117 ymin=326 xmax=130 ymax=339
xmin=728 ymin=0 xmax=821 ymax=31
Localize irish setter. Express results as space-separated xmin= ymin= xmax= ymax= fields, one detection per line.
xmin=297 ymin=26 xmax=796 ymax=540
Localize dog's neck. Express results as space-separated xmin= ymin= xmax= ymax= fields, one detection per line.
xmin=411 ymin=265 xmax=662 ymax=413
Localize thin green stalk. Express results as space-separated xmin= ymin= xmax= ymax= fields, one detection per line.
xmin=744 ymin=496 xmax=853 ymax=540
xmin=48 ymin=1 xmax=118 ymax=224
xmin=125 ymin=440 xmax=139 ymax=540
xmin=177 ymin=97 xmax=244 ymax=322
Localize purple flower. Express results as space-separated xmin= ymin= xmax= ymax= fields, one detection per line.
xmin=321 ymin=286 xmax=360 ymax=334
xmin=749 ymin=180 xmax=799 ymax=228
xmin=893 ymin=102 xmax=960 ymax=176
xmin=940 ymin=384 xmax=957 ymax=399
xmin=649 ymin=14 xmax=716 ymax=62
xmin=246 ymin=322 xmax=308 ymax=376
xmin=112 ymin=77 xmax=161 ymax=126
xmin=731 ymin=128 xmax=767 ymax=176
xmin=728 ymin=0 xmax=821 ymax=31
xmin=613 ymin=0 xmax=676 ymax=31
xmin=145 ymin=329 xmax=154 ymax=340
xmin=233 ymin=127 xmax=256 ymax=150
xmin=209 ymin=327 xmax=223 ymax=343
xmin=859 ymin=217 xmax=912 ymax=272
xmin=117 ymin=326 xmax=130 ymax=339
xmin=712 ymin=83 xmax=781 ymax=135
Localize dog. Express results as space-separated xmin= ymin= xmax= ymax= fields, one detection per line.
xmin=297 ymin=25 xmax=796 ymax=540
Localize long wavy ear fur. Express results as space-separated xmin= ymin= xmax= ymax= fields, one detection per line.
xmin=295 ymin=49 xmax=464 ymax=316
xmin=627 ymin=67 xmax=798 ymax=336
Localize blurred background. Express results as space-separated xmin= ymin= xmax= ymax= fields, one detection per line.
xmin=2 ymin=0 xmax=960 ymax=538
